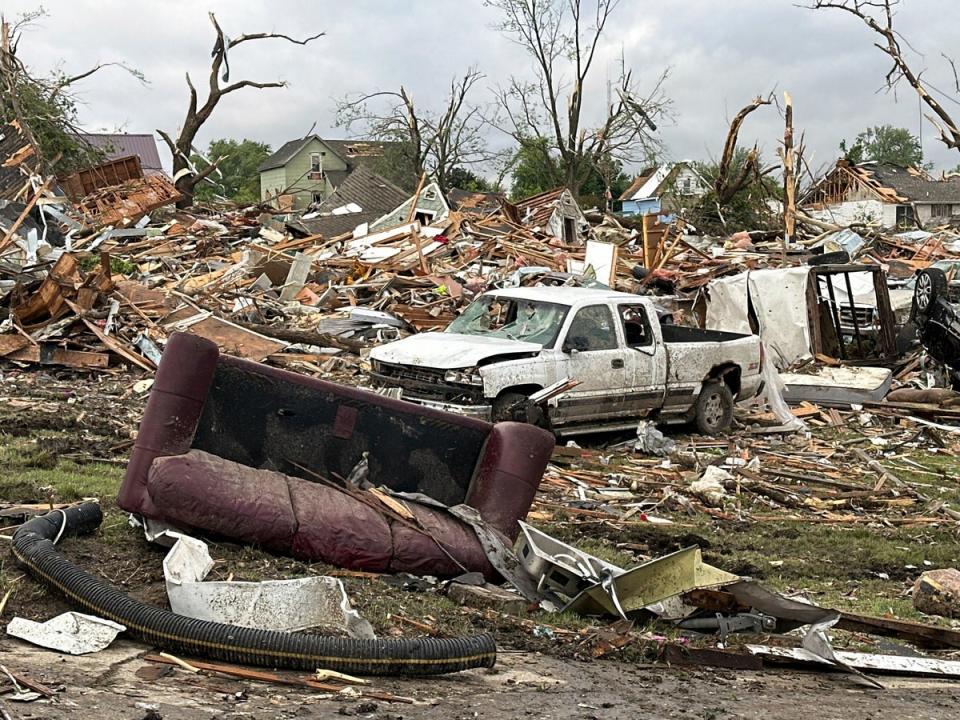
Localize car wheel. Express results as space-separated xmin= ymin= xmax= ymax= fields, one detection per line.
xmin=914 ymin=268 xmax=947 ymax=315
xmin=694 ymin=381 xmax=734 ymax=435
xmin=492 ymin=392 xmax=548 ymax=428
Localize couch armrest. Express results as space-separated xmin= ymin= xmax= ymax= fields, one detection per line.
xmin=117 ymin=332 xmax=220 ymax=517
xmin=465 ymin=422 xmax=555 ymax=540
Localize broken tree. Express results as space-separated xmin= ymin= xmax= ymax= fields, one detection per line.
xmin=157 ymin=13 xmax=323 ymax=207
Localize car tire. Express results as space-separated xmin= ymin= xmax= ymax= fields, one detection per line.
xmin=914 ymin=268 xmax=948 ymax=316
xmin=694 ymin=381 xmax=734 ymax=435
xmin=492 ymin=391 xmax=548 ymax=428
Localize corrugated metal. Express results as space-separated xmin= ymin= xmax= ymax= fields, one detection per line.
xmin=78 ymin=133 xmax=164 ymax=171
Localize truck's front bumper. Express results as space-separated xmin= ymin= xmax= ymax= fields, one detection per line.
xmin=379 ymin=388 xmax=493 ymax=421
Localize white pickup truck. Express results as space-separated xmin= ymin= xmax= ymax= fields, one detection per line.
xmin=369 ymin=287 xmax=765 ymax=435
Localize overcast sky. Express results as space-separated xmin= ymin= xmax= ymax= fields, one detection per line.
xmin=7 ymin=0 xmax=960 ymax=178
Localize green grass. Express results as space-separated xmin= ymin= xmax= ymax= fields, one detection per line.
xmin=0 ymin=433 xmax=123 ymax=503
xmin=3 ymin=426 xmax=959 ymax=649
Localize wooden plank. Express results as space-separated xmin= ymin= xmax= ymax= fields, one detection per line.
xmin=0 ymin=335 xmax=31 ymax=357
xmin=6 ymin=344 xmax=110 ymax=369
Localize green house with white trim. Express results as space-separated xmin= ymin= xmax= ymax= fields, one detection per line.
xmin=258 ymin=136 xmax=395 ymax=211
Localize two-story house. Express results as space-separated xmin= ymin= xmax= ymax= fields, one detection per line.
xmin=258 ymin=136 xmax=397 ymax=210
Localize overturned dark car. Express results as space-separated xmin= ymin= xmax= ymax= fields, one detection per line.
xmin=912 ymin=266 xmax=960 ymax=388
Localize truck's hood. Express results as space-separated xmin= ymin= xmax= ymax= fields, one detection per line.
xmin=370 ymin=332 xmax=542 ymax=370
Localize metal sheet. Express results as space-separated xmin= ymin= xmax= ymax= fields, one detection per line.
xmin=6 ymin=612 xmax=125 ymax=654
xmin=161 ymin=532 xmax=374 ymax=638
xmin=565 ymin=546 xmax=740 ymax=618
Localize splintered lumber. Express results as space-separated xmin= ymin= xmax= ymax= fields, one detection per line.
xmin=6 ymin=344 xmax=109 ymax=369
xmin=143 ymin=654 xmax=414 ymax=703
xmin=236 ymin=321 xmax=368 ymax=353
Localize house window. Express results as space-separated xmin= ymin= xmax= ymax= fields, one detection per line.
xmin=681 ymin=177 xmax=693 ymax=194
xmin=896 ymin=205 xmax=915 ymax=226
xmin=931 ymin=203 xmax=952 ymax=218
xmin=310 ymin=153 xmax=321 ymax=173
xmin=312 ymin=192 xmax=325 ymax=204
xmin=562 ymin=217 xmax=577 ymax=244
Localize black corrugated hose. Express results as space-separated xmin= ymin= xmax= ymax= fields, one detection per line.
xmin=12 ymin=503 xmax=496 ymax=676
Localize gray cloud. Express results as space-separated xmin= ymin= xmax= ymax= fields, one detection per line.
xmin=6 ymin=0 xmax=960 ymax=177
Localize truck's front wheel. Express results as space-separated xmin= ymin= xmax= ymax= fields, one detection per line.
xmin=694 ymin=381 xmax=734 ymax=435
xmin=492 ymin=392 xmax=548 ymax=428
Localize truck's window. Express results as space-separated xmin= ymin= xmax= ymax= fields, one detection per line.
xmin=565 ymin=305 xmax=618 ymax=351
xmin=446 ymin=296 xmax=568 ymax=345
xmin=619 ymin=304 xmax=652 ymax=347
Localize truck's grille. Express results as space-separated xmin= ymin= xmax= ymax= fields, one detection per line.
xmin=838 ymin=306 xmax=876 ymax=327
xmin=371 ymin=362 xmax=483 ymax=404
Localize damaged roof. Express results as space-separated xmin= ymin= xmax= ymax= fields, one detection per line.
xmin=867 ymin=164 xmax=960 ymax=204
xmin=78 ymin=133 xmax=164 ymax=172
xmin=296 ymin=166 xmax=408 ymax=238
xmin=257 ymin=135 xmax=397 ymax=173
xmin=515 ymin=187 xmax=574 ymax=229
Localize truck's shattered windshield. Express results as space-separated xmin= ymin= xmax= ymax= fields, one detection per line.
xmin=446 ymin=296 xmax=568 ymax=345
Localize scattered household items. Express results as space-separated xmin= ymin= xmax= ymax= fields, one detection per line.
xmin=12 ymin=503 xmax=498 ymax=676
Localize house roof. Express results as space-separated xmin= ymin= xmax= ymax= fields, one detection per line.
xmin=619 ymin=162 xmax=704 ymax=202
xmin=515 ymin=187 xmax=571 ymax=228
xmin=447 ymin=188 xmax=506 ymax=216
xmin=257 ymin=135 xmax=396 ymax=173
xmin=805 ymin=160 xmax=960 ymax=206
xmin=297 ymin=166 xmax=409 ymax=238
xmin=77 ymin=133 xmax=164 ymax=171
xmin=867 ymin=164 xmax=960 ymax=204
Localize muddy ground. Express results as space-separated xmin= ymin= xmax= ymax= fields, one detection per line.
xmin=3 ymin=369 xmax=960 ymax=718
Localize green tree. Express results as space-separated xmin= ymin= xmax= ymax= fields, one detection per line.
xmin=446 ymin=166 xmax=493 ymax=193
xmin=509 ymin=137 xmax=563 ymax=201
xmin=1 ymin=10 xmax=145 ymax=175
xmin=840 ymin=125 xmax=924 ymax=167
xmin=508 ymin=137 xmax=629 ymax=208
xmin=190 ymin=139 xmax=270 ymax=204
xmin=691 ymin=148 xmax=779 ymax=233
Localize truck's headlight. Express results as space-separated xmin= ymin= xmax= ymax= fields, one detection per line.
xmin=444 ymin=369 xmax=483 ymax=386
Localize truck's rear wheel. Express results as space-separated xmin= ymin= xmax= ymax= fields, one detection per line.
xmin=694 ymin=381 xmax=733 ymax=435
xmin=492 ymin=392 xmax=548 ymax=428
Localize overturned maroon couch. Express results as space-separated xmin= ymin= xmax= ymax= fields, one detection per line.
xmin=118 ymin=332 xmax=555 ymax=578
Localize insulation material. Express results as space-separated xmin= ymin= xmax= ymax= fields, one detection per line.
xmin=6 ymin=612 xmax=125 ymax=654
xmin=705 ymin=268 xmax=812 ymax=370
xmin=702 ymin=272 xmax=751 ymax=336
xmin=161 ymin=532 xmax=375 ymax=638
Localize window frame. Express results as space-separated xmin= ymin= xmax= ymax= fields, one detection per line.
xmin=562 ymin=303 xmax=619 ymax=352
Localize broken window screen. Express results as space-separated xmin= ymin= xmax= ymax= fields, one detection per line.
xmin=310 ymin=153 xmax=321 ymax=173
xmin=618 ymin=304 xmax=652 ymax=347
xmin=447 ymin=296 xmax=568 ymax=346
xmin=565 ymin=305 xmax=618 ymax=351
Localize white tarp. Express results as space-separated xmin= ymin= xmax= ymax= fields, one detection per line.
xmin=704 ymin=267 xmax=812 ymax=370
xmin=6 ymin=612 xmax=125 ymax=655
xmin=161 ymin=532 xmax=374 ymax=638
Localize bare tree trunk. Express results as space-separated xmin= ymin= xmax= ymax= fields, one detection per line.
xmin=782 ymin=91 xmax=796 ymax=264
xmin=715 ymin=95 xmax=772 ymax=204
xmin=158 ymin=13 xmax=323 ymax=208
xmin=812 ymin=1 xmax=960 ymax=152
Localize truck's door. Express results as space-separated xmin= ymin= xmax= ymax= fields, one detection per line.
xmin=616 ymin=302 xmax=669 ymax=415
xmin=553 ymin=304 xmax=629 ymax=423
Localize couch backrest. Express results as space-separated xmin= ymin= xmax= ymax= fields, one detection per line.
xmin=191 ymin=355 xmax=492 ymax=507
